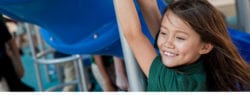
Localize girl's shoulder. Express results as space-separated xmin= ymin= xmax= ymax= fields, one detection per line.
xmin=147 ymin=56 xmax=207 ymax=91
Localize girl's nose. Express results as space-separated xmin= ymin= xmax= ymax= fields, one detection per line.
xmin=163 ymin=40 xmax=175 ymax=49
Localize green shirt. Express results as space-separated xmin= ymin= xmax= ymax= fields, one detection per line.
xmin=147 ymin=56 xmax=207 ymax=91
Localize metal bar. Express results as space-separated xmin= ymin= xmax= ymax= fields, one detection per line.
xmin=36 ymin=55 xmax=81 ymax=65
xmin=33 ymin=26 xmax=52 ymax=82
xmin=76 ymin=55 xmax=88 ymax=91
xmin=34 ymin=26 xmax=43 ymax=51
xmin=113 ymin=0 xmax=146 ymax=91
xmin=236 ymin=0 xmax=250 ymax=33
xmin=25 ymin=23 xmax=43 ymax=91
xmin=73 ymin=59 xmax=81 ymax=91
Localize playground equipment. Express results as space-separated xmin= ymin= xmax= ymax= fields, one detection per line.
xmin=0 ymin=0 xmax=166 ymax=58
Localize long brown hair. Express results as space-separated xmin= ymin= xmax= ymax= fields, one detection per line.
xmin=165 ymin=0 xmax=250 ymax=91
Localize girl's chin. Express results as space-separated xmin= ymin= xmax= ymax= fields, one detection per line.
xmin=162 ymin=61 xmax=177 ymax=68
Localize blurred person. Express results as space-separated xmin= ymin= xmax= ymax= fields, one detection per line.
xmin=0 ymin=14 xmax=34 ymax=91
xmin=4 ymin=16 xmax=24 ymax=56
xmin=91 ymin=55 xmax=128 ymax=91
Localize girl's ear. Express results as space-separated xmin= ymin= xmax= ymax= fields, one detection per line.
xmin=199 ymin=43 xmax=214 ymax=54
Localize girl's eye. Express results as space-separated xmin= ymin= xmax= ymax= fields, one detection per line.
xmin=160 ymin=32 xmax=166 ymax=35
xmin=176 ymin=37 xmax=186 ymax=40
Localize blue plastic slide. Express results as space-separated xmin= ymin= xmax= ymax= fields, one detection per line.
xmin=0 ymin=0 xmax=166 ymax=58
xmin=0 ymin=0 xmax=249 ymax=63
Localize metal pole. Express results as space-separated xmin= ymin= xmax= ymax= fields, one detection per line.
xmin=34 ymin=25 xmax=52 ymax=83
xmin=76 ymin=55 xmax=88 ymax=91
xmin=119 ymin=33 xmax=146 ymax=91
xmin=73 ymin=59 xmax=82 ymax=91
xmin=25 ymin=23 xmax=43 ymax=91
xmin=236 ymin=0 xmax=250 ymax=33
xmin=113 ymin=0 xmax=146 ymax=91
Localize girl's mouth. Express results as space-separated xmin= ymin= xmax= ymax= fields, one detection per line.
xmin=163 ymin=51 xmax=178 ymax=57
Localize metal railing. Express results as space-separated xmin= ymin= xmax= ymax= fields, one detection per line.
xmin=24 ymin=23 xmax=88 ymax=91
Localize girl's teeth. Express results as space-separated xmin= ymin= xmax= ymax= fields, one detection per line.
xmin=164 ymin=51 xmax=176 ymax=57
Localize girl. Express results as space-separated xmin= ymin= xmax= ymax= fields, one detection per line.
xmin=114 ymin=0 xmax=250 ymax=91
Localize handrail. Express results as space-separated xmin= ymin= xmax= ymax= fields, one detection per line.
xmin=35 ymin=55 xmax=81 ymax=65
xmin=36 ymin=48 xmax=55 ymax=58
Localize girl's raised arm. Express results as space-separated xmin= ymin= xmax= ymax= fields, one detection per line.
xmin=137 ymin=0 xmax=161 ymax=39
xmin=114 ymin=0 xmax=157 ymax=76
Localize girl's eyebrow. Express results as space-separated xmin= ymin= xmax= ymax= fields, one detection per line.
xmin=176 ymin=30 xmax=189 ymax=35
xmin=161 ymin=25 xmax=189 ymax=35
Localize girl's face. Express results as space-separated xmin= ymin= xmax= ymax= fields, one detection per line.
xmin=158 ymin=11 xmax=212 ymax=67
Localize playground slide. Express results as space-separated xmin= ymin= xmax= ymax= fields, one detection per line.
xmin=0 ymin=0 xmax=249 ymax=62
xmin=0 ymin=0 xmax=166 ymax=58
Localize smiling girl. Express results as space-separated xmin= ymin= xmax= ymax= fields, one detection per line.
xmin=114 ymin=0 xmax=250 ymax=91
